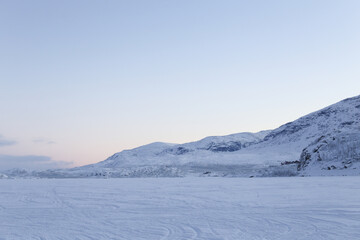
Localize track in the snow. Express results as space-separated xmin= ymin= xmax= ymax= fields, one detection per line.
xmin=0 ymin=177 xmax=359 ymax=240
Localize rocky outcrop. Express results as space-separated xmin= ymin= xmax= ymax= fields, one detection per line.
xmin=298 ymin=133 xmax=360 ymax=174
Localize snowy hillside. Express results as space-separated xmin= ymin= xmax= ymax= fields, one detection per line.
xmin=2 ymin=95 xmax=360 ymax=178
xmin=71 ymin=94 xmax=359 ymax=177
xmin=263 ymin=95 xmax=360 ymax=146
xmin=261 ymin=95 xmax=360 ymax=176
xmin=298 ymin=133 xmax=360 ymax=175
xmin=87 ymin=130 xmax=271 ymax=168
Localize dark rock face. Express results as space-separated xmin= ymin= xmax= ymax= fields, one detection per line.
xmin=298 ymin=133 xmax=360 ymax=171
xmin=281 ymin=160 xmax=300 ymax=166
xmin=162 ymin=147 xmax=192 ymax=155
xmin=340 ymin=121 xmax=354 ymax=126
xmin=175 ymin=147 xmax=190 ymax=155
xmin=316 ymin=108 xmax=338 ymax=118
xmin=297 ymin=136 xmax=326 ymax=171
xmin=297 ymin=136 xmax=327 ymax=170
xmin=206 ymin=141 xmax=243 ymax=152
xmin=161 ymin=139 xmax=258 ymax=155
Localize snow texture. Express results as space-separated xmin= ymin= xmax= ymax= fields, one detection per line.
xmin=0 ymin=177 xmax=359 ymax=239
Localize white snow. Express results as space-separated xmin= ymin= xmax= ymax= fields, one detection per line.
xmin=0 ymin=177 xmax=359 ymax=239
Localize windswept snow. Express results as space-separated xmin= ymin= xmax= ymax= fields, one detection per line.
xmin=0 ymin=177 xmax=359 ymax=240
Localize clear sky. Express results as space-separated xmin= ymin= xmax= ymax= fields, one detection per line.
xmin=1 ymin=0 xmax=360 ymax=170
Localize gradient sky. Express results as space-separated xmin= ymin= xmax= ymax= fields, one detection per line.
xmin=1 ymin=0 xmax=360 ymax=170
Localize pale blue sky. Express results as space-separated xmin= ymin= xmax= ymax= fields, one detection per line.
xmin=1 ymin=0 xmax=360 ymax=169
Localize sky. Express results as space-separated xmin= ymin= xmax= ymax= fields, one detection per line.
xmin=1 ymin=0 xmax=360 ymax=170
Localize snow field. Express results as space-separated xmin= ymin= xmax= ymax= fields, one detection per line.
xmin=0 ymin=177 xmax=359 ymax=239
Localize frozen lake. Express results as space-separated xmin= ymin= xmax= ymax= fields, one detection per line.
xmin=0 ymin=177 xmax=359 ymax=240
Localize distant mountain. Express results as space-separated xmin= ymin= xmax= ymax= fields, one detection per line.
xmin=86 ymin=131 xmax=271 ymax=169
xmin=3 ymin=95 xmax=360 ymax=178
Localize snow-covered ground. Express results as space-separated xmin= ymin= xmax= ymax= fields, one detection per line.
xmin=0 ymin=177 xmax=359 ymax=239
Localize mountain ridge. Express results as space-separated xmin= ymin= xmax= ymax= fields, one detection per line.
xmin=2 ymin=94 xmax=360 ymax=178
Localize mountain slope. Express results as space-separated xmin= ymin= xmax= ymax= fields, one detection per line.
xmin=3 ymin=95 xmax=360 ymax=178
xmin=82 ymin=131 xmax=271 ymax=169
xmin=261 ymin=95 xmax=360 ymax=175
xmin=78 ymin=94 xmax=360 ymax=177
xmin=263 ymin=95 xmax=360 ymax=145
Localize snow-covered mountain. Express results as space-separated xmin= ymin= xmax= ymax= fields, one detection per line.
xmin=3 ymin=95 xmax=360 ymax=178
xmin=86 ymin=131 xmax=271 ymax=169
xmin=261 ymin=95 xmax=360 ymax=176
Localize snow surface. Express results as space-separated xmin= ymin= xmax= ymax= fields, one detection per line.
xmin=0 ymin=177 xmax=360 ymax=239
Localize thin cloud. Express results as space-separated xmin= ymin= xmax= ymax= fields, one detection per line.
xmin=33 ymin=138 xmax=56 ymax=145
xmin=0 ymin=135 xmax=17 ymax=147
xmin=0 ymin=154 xmax=72 ymax=171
